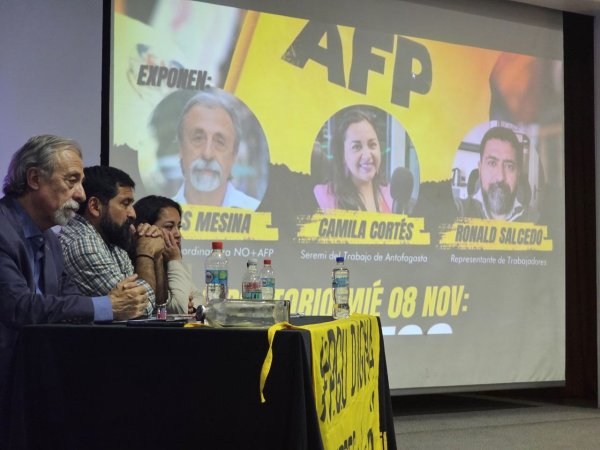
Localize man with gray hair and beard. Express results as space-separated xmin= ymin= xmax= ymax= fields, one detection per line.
xmin=0 ymin=136 xmax=148 ymax=417
xmin=460 ymin=126 xmax=528 ymax=222
xmin=172 ymin=88 xmax=260 ymax=210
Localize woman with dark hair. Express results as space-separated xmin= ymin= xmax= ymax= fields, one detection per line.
xmin=133 ymin=195 xmax=198 ymax=314
xmin=314 ymin=108 xmax=392 ymax=212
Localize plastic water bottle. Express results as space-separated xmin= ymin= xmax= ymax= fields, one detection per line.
xmin=205 ymin=241 xmax=228 ymax=301
xmin=332 ymin=256 xmax=350 ymax=319
xmin=260 ymin=259 xmax=275 ymax=300
xmin=242 ymin=258 xmax=262 ymax=300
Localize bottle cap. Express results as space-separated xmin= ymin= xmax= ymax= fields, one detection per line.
xmin=212 ymin=241 xmax=223 ymax=249
xmin=195 ymin=305 xmax=206 ymax=323
xmin=336 ymin=256 xmax=344 ymax=263
xmin=248 ymin=257 xmax=258 ymax=265
xmin=263 ymin=259 xmax=272 ymax=265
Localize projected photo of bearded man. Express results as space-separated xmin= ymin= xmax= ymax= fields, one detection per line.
xmin=476 ymin=126 xmax=525 ymax=221
xmin=172 ymin=88 xmax=260 ymax=210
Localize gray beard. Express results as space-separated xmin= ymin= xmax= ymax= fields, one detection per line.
xmin=483 ymin=181 xmax=516 ymax=217
xmin=189 ymin=159 xmax=222 ymax=192
xmin=53 ymin=200 xmax=79 ymax=226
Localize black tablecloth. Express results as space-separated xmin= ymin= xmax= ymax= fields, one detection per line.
xmin=5 ymin=317 xmax=396 ymax=450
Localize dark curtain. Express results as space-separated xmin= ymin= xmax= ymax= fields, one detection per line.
xmin=563 ymin=12 xmax=597 ymax=400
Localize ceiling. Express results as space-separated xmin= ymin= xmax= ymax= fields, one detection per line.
xmin=509 ymin=0 xmax=600 ymax=15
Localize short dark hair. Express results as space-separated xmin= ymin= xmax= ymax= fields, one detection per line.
xmin=78 ymin=166 xmax=135 ymax=215
xmin=479 ymin=126 xmax=523 ymax=169
xmin=133 ymin=195 xmax=182 ymax=227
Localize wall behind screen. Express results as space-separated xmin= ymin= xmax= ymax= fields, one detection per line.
xmin=0 ymin=0 xmax=103 ymax=175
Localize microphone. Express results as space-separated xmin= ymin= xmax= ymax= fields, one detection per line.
xmin=467 ymin=169 xmax=479 ymax=197
xmin=390 ymin=167 xmax=414 ymax=214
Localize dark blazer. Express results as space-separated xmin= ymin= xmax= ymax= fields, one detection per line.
xmin=0 ymin=196 xmax=94 ymax=390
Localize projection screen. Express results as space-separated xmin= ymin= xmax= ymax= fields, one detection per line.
xmin=111 ymin=0 xmax=565 ymax=391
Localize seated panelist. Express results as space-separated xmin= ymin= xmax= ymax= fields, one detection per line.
xmin=133 ymin=195 xmax=199 ymax=314
xmin=0 ymin=136 xmax=148 ymax=394
xmin=59 ymin=166 xmax=166 ymax=316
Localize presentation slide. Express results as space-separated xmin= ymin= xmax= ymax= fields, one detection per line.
xmin=111 ymin=0 xmax=565 ymax=390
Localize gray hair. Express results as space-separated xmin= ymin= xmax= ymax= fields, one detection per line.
xmin=3 ymin=135 xmax=82 ymax=196
xmin=176 ymin=88 xmax=242 ymax=155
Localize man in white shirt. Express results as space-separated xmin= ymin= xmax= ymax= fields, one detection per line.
xmin=173 ymin=88 xmax=260 ymax=210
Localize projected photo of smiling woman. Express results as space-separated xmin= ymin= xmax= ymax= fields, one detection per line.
xmin=312 ymin=105 xmax=419 ymax=214
xmin=173 ymin=88 xmax=268 ymax=211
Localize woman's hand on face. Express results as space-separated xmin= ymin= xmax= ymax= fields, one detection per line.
xmin=137 ymin=223 xmax=162 ymax=238
xmin=162 ymin=228 xmax=182 ymax=261
xmin=188 ymin=294 xmax=195 ymax=314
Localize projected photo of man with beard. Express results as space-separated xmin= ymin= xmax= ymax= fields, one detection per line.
xmin=172 ymin=88 xmax=268 ymax=211
xmin=453 ymin=123 xmax=539 ymax=223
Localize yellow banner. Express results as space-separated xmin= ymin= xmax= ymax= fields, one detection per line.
xmin=307 ymin=314 xmax=382 ymax=450
xmin=260 ymin=314 xmax=382 ymax=449
xmin=439 ymin=218 xmax=553 ymax=251
xmin=181 ymin=204 xmax=278 ymax=241
xmin=297 ymin=209 xmax=430 ymax=245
